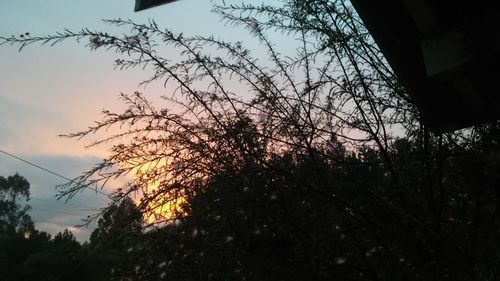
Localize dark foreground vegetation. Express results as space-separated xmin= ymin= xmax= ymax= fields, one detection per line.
xmin=3 ymin=123 xmax=500 ymax=280
xmin=1 ymin=0 xmax=500 ymax=280
xmin=1 ymin=174 xmax=143 ymax=281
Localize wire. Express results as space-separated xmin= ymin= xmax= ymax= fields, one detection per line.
xmin=0 ymin=147 xmax=110 ymax=197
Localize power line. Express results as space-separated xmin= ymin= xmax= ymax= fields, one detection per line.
xmin=0 ymin=147 xmax=110 ymax=197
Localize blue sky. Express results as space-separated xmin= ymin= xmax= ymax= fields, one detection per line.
xmin=0 ymin=0 xmax=246 ymax=241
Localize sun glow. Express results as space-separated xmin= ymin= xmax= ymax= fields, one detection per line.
xmin=126 ymin=157 xmax=188 ymax=224
xmin=142 ymin=190 xmax=188 ymax=224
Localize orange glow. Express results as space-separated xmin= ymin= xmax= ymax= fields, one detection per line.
xmin=127 ymin=157 xmax=188 ymax=223
xmin=142 ymin=191 xmax=188 ymax=224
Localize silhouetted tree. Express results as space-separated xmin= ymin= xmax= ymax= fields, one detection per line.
xmin=21 ymin=229 xmax=82 ymax=281
xmin=87 ymin=197 xmax=144 ymax=280
xmin=90 ymin=197 xmax=143 ymax=250
xmin=0 ymin=173 xmax=34 ymax=237
xmin=0 ymin=174 xmax=36 ymax=280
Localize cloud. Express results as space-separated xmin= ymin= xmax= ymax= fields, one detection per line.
xmin=0 ymin=95 xmax=68 ymax=152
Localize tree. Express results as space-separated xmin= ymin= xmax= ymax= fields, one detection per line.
xmin=19 ymin=229 xmax=83 ymax=281
xmin=0 ymin=174 xmax=53 ymax=281
xmin=88 ymin=197 xmax=144 ymax=280
xmin=53 ymin=229 xmax=80 ymax=252
xmin=90 ymin=196 xmax=143 ymax=250
xmin=0 ymin=173 xmax=34 ymax=237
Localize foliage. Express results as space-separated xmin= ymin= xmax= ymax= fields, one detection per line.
xmin=90 ymin=196 xmax=143 ymax=250
xmin=89 ymin=196 xmax=145 ymax=280
xmin=0 ymin=173 xmax=34 ymax=237
xmin=118 ymin=127 xmax=498 ymax=281
xmin=0 ymin=174 xmax=85 ymax=281
xmin=0 ymin=175 xmax=142 ymax=281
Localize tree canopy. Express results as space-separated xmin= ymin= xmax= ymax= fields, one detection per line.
xmin=0 ymin=176 xmax=142 ymax=281
xmin=0 ymin=173 xmax=34 ymax=237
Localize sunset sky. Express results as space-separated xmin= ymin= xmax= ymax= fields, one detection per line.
xmin=0 ymin=0 xmax=267 ymax=241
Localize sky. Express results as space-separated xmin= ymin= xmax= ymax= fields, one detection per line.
xmin=0 ymin=0 xmax=268 ymax=241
